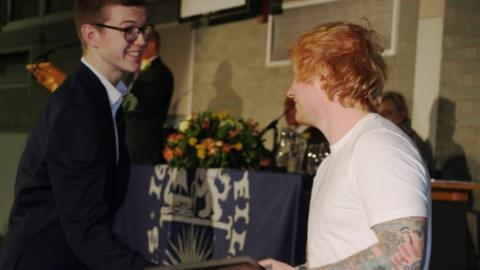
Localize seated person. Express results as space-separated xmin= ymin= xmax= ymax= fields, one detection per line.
xmin=378 ymin=91 xmax=435 ymax=174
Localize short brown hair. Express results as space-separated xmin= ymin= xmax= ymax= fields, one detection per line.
xmin=291 ymin=21 xmax=388 ymax=111
xmin=74 ymin=0 xmax=146 ymax=41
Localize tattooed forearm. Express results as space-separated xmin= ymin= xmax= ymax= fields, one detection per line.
xmin=314 ymin=216 xmax=427 ymax=270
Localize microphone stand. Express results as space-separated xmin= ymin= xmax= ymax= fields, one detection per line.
xmin=259 ymin=111 xmax=285 ymax=136
xmin=259 ymin=111 xmax=286 ymax=165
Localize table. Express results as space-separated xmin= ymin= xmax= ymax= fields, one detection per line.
xmin=430 ymin=179 xmax=480 ymax=269
xmin=116 ymin=167 xmax=479 ymax=268
xmin=115 ymin=165 xmax=311 ymax=265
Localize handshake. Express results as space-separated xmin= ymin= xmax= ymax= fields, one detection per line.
xmin=144 ymin=256 xmax=300 ymax=270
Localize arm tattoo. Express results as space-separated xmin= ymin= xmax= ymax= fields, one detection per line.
xmin=313 ymin=216 xmax=427 ymax=270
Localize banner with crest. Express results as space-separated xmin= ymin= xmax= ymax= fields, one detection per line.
xmin=115 ymin=165 xmax=311 ymax=266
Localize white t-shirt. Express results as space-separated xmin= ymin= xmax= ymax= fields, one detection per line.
xmin=307 ymin=113 xmax=431 ymax=269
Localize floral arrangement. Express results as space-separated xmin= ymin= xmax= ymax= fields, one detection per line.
xmin=163 ymin=111 xmax=271 ymax=169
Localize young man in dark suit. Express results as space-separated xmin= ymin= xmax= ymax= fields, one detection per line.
xmin=124 ymin=28 xmax=174 ymax=165
xmin=0 ymin=0 xmax=153 ymax=269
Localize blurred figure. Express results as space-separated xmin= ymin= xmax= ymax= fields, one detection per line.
xmin=378 ymin=91 xmax=435 ymax=174
xmin=124 ymin=28 xmax=174 ymax=165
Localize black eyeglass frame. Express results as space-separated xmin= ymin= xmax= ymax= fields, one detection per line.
xmin=93 ymin=23 xmax=154 ymax=43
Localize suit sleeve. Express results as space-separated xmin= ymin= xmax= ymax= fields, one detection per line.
xmin=47 ymin=106 xmax=151 ymax=270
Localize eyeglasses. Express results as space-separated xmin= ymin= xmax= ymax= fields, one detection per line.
xmin=93 ymin=23 xmax=154 ymax=43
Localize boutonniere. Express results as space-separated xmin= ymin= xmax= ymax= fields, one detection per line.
xmin=140 ymin=59 xmax=152 ymax=71
xmin=122 ymin=92 xmax=138 ymax=112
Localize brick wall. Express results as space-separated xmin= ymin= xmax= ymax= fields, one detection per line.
xmin=192 ymin=19 xmax=292 ymax=128
xmin=192 ymin=0 xmax=420 ymax=131
xmin=384 ymin=0 xmax=420 ymax=109
xmin=437 ymin=0 xmax=480 ymax=183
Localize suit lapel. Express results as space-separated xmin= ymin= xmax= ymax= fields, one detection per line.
xmin=75 ymin=63 xmax=117 ymax=164
xmin=76 ymin=64 xmax=113 ymax=117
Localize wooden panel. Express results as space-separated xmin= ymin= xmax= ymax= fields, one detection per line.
xmin=431 ymin=179 xmax=479 ymax=202
xmin=431 ymin=179 xmax=480 ymax=191
xmin=432 ymin=190 xmax=468 ymax=202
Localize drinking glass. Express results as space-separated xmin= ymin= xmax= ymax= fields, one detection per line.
xmin=306 ymin=143 xmax=330 ymax=175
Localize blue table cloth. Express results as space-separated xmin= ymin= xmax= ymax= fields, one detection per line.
xmin=115 ymin=165 xmax=311 ymax=266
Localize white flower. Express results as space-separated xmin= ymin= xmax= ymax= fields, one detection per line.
xmin=179 ymin=120 xmax=190 ymax=133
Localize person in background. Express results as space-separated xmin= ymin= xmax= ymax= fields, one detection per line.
xmin=284 ymin=97 xmax=329 ymax=173
xmin=124 ymin=28 xmax=174 ymax=165
xmin=378 ymin=91 xmax=435 ymax=175
xmin=284 ymin=97 xmax=329 ymax=147
xmin=260 ymin=22 xmax=431 ymax=270
xmin=0 ymin=0 xmax=153 ymax=269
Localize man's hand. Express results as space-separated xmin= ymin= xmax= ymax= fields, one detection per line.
xmin=258 ymin=259 xmax=295 ymax=270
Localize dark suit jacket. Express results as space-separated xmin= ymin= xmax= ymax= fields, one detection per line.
xmin=0 ymin=63 xmax=150 ymax=270
xmin=125 ymin=57 xmax=174 ymax=165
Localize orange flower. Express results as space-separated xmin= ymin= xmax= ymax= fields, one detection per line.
xmin=222 ymin=144 xmax=232 ymax=153
xmin=227 ymin=129 xmax=241 ymax=139
xmin=174 ymin=147 xmax=184 ymax=157
xmin=167 ymin=134 xmax=177 ymax=143
xmin=163 ymin=147 xmax=174 ymax=161
xmin=202 ymin=119 xmax=210 ymax=129
xmin=260 ymin=159 xmax=271 ymax=167
xmin=176 ymin=133 xmax=185 ymax=141
xmin=247 ymin=118 xmax=259 ymax=131
xmin=202 ymin=138 xmax=215 ymax=149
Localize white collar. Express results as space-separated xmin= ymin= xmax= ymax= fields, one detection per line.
xmin=80 ymin=57 xmax=127 ymax=107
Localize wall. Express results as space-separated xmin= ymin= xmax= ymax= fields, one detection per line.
xmin=383 ymin=0 xmax=420 ymax=110
xmin=0 ymin=133 xmax=27 ymax=235
xmin=190 ymin=0 xmax=480 ymax=185
xmin=411 ymin=0 xmax=445 ymax=145
xmin=438 ymin=0 xmax=480 ymax=187
xmin=191 ymin=1 xmax=420 ymax=144
xmin=192 ymin=18 xmax=292 ymax=129
xmin=158 ymin=23 xmax=195 ymax=122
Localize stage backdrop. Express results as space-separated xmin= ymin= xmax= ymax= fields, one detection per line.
xmin=115 ymin=165 xmax=311 ymax=266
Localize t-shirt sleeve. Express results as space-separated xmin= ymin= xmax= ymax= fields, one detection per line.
xmin=351 ymin=129 xmax=430 ymax=227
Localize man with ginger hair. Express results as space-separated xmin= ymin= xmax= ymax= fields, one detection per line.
xmin=260 ymin=22 xmax=431 ymax=270
xmin=0 ymin=0 xmax=153 ymax=269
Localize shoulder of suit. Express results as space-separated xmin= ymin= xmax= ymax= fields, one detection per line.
xmin=50 ymin=65 xmax=104 ymax=107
